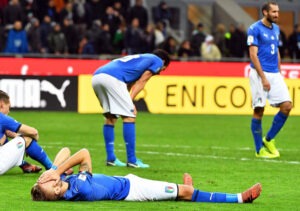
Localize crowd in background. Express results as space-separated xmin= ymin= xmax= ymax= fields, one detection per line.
xmin=0 ymin=0 xmax=299 ymax=61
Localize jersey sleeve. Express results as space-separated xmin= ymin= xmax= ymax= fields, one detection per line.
xmin=247 ymin=25 xmax=259 ymax=47
xmin=148 ymin=56 xmax=164 ymax=74
xmin=0 ymin=114 xmax=22 ymax=133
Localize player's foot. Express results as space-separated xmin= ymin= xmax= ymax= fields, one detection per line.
xmin=263 ymin=137 xmax=280 ymax=157
xmin=183 ymin=173 xmax=193 ymax=186
xmin=20 ymin=163 xmax=42 ymax=173
xmin=242 ymin=183 xmax=262 ymax=203
xmin=255 ymin=147 xmax=279 ymax=158
xmin=106 ymin=158 xmax=126 ymax=167
xmin=127 ymin=158 xmax=150 ymax=168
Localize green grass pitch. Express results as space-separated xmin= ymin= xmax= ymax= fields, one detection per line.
xmin=1 ymin=111 xmax=299 ymax=210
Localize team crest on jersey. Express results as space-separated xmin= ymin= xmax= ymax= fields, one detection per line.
xmin=165 ymin=186 xmax=174 ymax=193
xmin=16 ymin=141 xmax=23 ymax=149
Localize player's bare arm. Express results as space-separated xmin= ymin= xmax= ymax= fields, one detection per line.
xmin=249 ymin=45 xmax=270 ymax=91
xmin=18 ymin=124 xmax=39 ymax=141
xmin=5 ymin=130 xmax=18 ymax=138
xmin=130 ymin=70 xmax=153 ymax=100
xmin=0 ymin=134 xmax=6 ymax=146
xmin=277 ymin=51 xmax=282 ymax=73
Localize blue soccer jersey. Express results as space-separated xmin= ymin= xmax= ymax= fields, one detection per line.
xmin=63 ymin=172 xmax=130 ymax=201
xmin=93 ymin=54 xmax=164 ymax=83
xmin=0 ymin=113 xmax=21 ymax=144
xmin=247 ymin=20 xmax=280 ymax=73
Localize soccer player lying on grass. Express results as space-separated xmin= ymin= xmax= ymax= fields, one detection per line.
xmin=32 ymin=147 xmax=262 ymax=203
xmin=0 ymin=90 xmax=53 ymax=174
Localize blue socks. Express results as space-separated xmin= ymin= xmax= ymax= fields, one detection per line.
xmin=25 ymin=140 xmax=52 ymax=170
xmin=192 ymin=189 xmax=240 ymax=203
xmin=266 ymin=111 xmax=287 ymax=141
xmin=251 ymin=118 xmax=263 ymax=153
xmin=103 ymin=124 xmax=116 ymax=161
xmin=123 ymin=122 xmax=136 ymax=163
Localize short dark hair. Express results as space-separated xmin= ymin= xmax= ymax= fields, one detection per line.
xmin=153 ymin=49 xmax=170 ymax=67
xmin=0 ymin=90 xmax=10 ymax=104
xmin=261 ymin=1 xmax=278 ymax=13
xmin=31 ymin=184 xmax=48 ymax=201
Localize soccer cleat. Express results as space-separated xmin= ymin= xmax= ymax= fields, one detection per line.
xmin=106 ymin=158 xmax=126 ymax=167
xmin=183 ymin=173 xmax=193 ymax=186
xmin=263 ymin=137 xmax=280 ymax=157
xmin=20 ymin=163 xmax=42 ymax=173
xmin=255 ymin=147 xmax=279 ymax=158
xmin=127 ymin=158 xmax=150 ymax=168
xmin=242 ymin=183 xmax=262 ymax=203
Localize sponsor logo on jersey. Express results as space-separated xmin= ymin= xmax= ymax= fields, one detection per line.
xmin=165 ymin=186 xmax=174 ymax=193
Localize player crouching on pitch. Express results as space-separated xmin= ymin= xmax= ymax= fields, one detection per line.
xmin=32 ymin=147 xmax=262 ymax=203
xmin=0 ymin=90 xmax=54 ymax=174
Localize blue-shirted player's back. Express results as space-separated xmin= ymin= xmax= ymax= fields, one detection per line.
xmin=247 ymin=20 xmax=280 ymax=73
xmin=63 ymin=172 xmax=130 ymax=201
xmin=93 ymin=54 xmax=164 ymax=83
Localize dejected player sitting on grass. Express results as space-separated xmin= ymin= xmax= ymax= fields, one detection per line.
xmin=0 ymin=90 xmax=53 ymax=174
xmin=32 ymin=147 xmax=262 ymax=203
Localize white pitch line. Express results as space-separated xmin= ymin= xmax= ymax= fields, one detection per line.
xmin=43 ymin=143 xmax=300 ymax=165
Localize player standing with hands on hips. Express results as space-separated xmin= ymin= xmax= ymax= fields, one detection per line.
xmin=92 ymin=49 xmax=170 ymax=168
xmin=247 ymin=1 xmax=292 ymax=158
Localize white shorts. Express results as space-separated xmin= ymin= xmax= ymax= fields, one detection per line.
xmin=92 ymin=74 xmax=136 ymax=117
xmin=0 ymin=137 xmax=25 ymax=175
xmin=249 ymin=68 xmax=291 ymax=108
xmin=124 ymin=174 xmax=178 ymax=201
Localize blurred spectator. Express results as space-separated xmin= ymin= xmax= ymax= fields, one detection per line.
xmin=95 ymin=22 xmax=114 ymax=54
xmin=78 ymin=34 xmax=95 ymax=54
xmin=126 ymin=0 xmax=148 ymax=30
xmin=142 ymin=23 xmax=155 ymax=53
xmin=113 ymin=0 xmax=127 ymax=20
xmin=86 ymin=19 xmax=102 ymax=52
xmin=190 ymin=22 xmax=206 ymax=57
xmin=26 ymin=17 xmax=42 ymax=53
xmin=177 ymin=40 xmax=193 ymax=58
xmin=213 ymin=23 xmax=229 ymax=57
xmin=153 ymin=1 xmax=172 ymax=26
xmin=73 ymin=0 xmax=92 ymax=30
xmin=59 ymin=1 xmax=74 ymax=24
xmin=87 ymin=0 xmax=106 ymax=23
xmin=112 ymin=21 xmax=126 ymax=54
xmin=39 ymin=15 xmax=52 ymax=53
xmin=224 ymin=23 xmax=235 ymax=57
xmin=46 ymin=0 xmax=59 ymax=22
xmin=154 ymin=21 xmax=166 ymax=47
xmin=101 ymin=6 xmax=122 ymax=38
xmin=124 ymin=17 xmax=144 ymax=54
xmin=278 ymin=29 xmax=287 ymax=59
xmin=47 ymin=23 xmax=68 ymax=55
xmin=3 ymin=0 xmax=24 ymax=28
xmin=159 ymin=35 xmax=177 ymax=59
xmin=288 ymin=24 xmax=300 ymax=59
xmin=201 ymin=35 xmax=221 ymax=61
xmin=62 ymin=17 xmax=79 ymax=54
xmin=4 ymin=20 xmax=28 ymax=53
xmin=230 ymin=23 xmax=247 ymax=58
xmin=0 ymin=14 xmax=7 ymax=52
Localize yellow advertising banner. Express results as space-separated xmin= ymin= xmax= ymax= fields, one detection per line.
xmin=78 ymin=75 xmax=300 ymax=115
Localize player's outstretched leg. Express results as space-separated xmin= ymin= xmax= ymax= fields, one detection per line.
xmin=241 ymin=183 xmax=262 ymax=203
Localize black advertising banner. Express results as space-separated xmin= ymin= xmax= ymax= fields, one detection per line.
xmin=0 ymin=76 xmax=78 ymax=111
